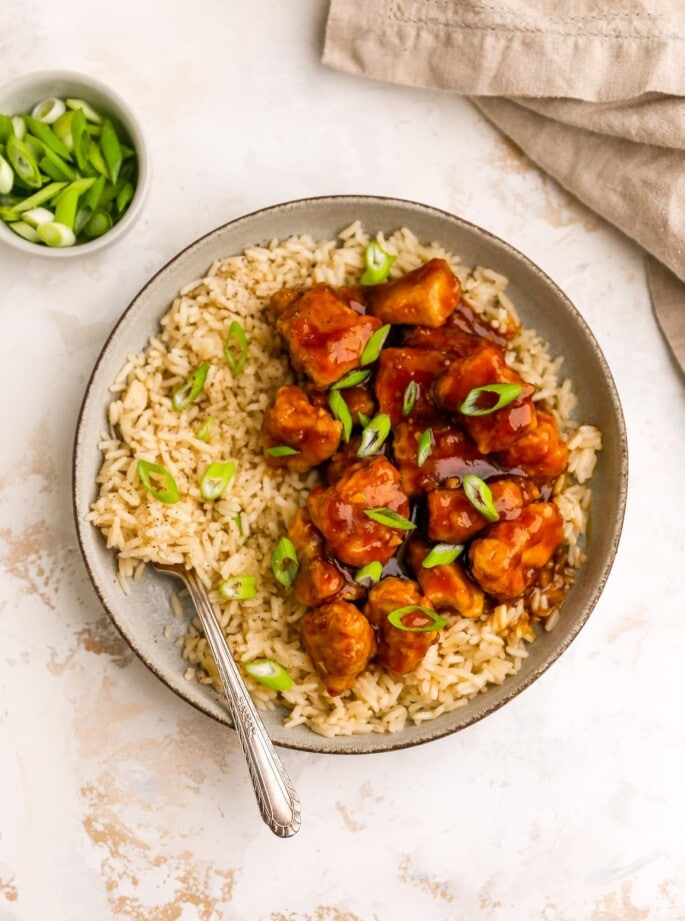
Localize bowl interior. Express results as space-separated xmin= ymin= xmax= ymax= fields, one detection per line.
xmin=73 ymin=196 xmax=627 ymax=753
xmin=0 ymin=70 xmax=148 ymax=256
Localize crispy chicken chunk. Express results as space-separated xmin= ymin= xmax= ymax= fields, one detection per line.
xmin=307 ymin=456 xmax=410 ymax=567
xmin=375 ymin=347 xmax=451 ymax=425
xmin=402 ymin=324 xmax=480 ymax=358
xmin=407 ymin=539 xmax=484 ymax=619
xmin=392 ymin=418 xmax=502 ymax=497
xmin=427 ymin=476 xmax=540 ymax=543
xmin=364 ymin=577 xmax=438 ymax=675
xmin=275 ymin=284 xmax=381 ymax=388
xmin=308 ymin=382 xmax=376 ymax=427
xmin=366 ymin=258 xmax=461 ymax=327
xmin=263 ymin=385 xmax=342 ymax=472
xmin=301 ymin=600 xmax=377 ymax=696
xmin=434 ymin=343 xmax=537 ymax=453
xmin=469 ymin=502 xmax=564 ymax=599
xmin=499 ymin=410 xmax=569 ymax=481
xmin=287 ymin=508 xmax=362 ymax=607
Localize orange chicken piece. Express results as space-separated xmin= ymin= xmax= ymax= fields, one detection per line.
xmin=469 ymin=502 xmax=564 ymax=599
xmin=427 ymin=476 xmax=540 ymax=543
xmin=499 ymin=410 xmax=569 ymax=481
xmin=307 ymin=456 xmax=410 ymax=567
xmin=366 ymin=258 xmax=461 ymax=327
xmin=275 ymin=284 xmax=381 ymax=388
xmin=375 ymin=347 xmax=451 ymax=425
xmin=301 ymin=600 xmax=376 ymax=695
xmin=434 ymin=342 xmax=537 ymax=453
xmin=263 ymin=385 xmax=342 ymax=472
xmin=364 ymin=577 xmax=439 ymax=675
xmin=407 ymin=539 xmax=484 ymax=619
xmin=287 ymin=508 xmax=362 ymax=607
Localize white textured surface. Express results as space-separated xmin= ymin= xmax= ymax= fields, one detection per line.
xmin=1 ymin=2 xmax=684 ymax=919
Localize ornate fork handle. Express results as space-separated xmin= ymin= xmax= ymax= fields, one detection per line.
xmin=170 ymin=565 xmax=301 ymax=837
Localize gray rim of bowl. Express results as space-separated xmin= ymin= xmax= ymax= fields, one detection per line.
xmin=72 ymin=194 xmax=629 ymax=754
xmin=0 ymin=69 xmax=149 ymax=257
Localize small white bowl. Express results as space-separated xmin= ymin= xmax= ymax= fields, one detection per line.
xmin=0 ymin=70 xmax=149 ymax=257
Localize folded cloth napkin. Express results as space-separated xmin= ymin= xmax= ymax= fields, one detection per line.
xmin=323 ymin=0 xmax=685 ymax=373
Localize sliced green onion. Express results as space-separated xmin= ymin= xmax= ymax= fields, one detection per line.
xmin=53 ymin=111 xmax=75 ymax=151
xmin=37 ymin=221 xmax=76 ymax=247
xmin=171 ymin=362 xmax=210 ymax=411
xmin=88 ymin=141 xmax=109 ymax=177
xmin=402 ymin=379 xmax=418 ymax=416
xmin=271 ymin=537 xmax=299 ymax=589
xmin=219 ymin=575 xmax=257 ymax=601
xmin=0 ymin=155 xmax=14 ymax=195
xmin=364 ymin=507 xmax=416 ymax=530
xmin=233 ymin=512 xmax=244 ymax=535
xmin=83 ymin=174 xmax=106 ymax=211
xmin=116 ymin=180 xmax=134 ymax=213
xmin=224 ymin=321 xmax=248 ymax=375
xmin=330 ymin=368 xmax=371 ymax=390
xmin=361 ymin=323 xmax=391 ymax=365
xmin=31 ymin=97 xmax=66 ymax=124
xmin=22 ymin=207 xmax=54 ymax=228
xmin=387 ymin=605 xmax=447 ymax=633
xmin=360 ymin=239 xmax=396 ymax=285
xmin=9 ymin=221 xmax=40 ymax=242
xmin=417 ymin=428 xmax=433 ymax=467
xmin=70 ymin=108 xmax=91 ymax=172
xmin=354 ymin=561 xmax=383 ymax=588
xmin=462 ymin=474 xmax=499 ymax=522
xmin=0 ymin=114 xmax=12 ymax=144
xmin=11 ymin=116 xmax=26 ymax=140
xmin=199 ymin=461 xmax=236 ymax=501
xmin=24 ymin=116 xmax=71 ymax=158
xmin=66 ymin=98 xmax=103 ymax=123
xmin=54 ymin=185 xmax=81 ymax=230
xmin=6 ymin=135 xmax=42 ymax=188
xmin=74 ymin=205 xmax=93 ymax=235
xmin=357 ymin=411 xmax=371 ymax=428
xmin=100 ymin=118 xmax=122 ymax=184
xmin=459 ymin=382 xmax=524 ymax=416
xmin=422 ymin=543 xmax=465 ymax=568
xmin=38 ymin=151 xmax=76 ymax=182
xmin=83 ymin=207 xmax=112 ymax=237
xmin=196 ymin=416 xmax=216 ymax=442
xmin=137 ymin=459 xmax=179 ymax=504
xmin=244 ymin=659 xmax=293 ymax=691
xmin=328 ymin=389 xmax=352 ymax=442
xmin=267 ymin=445 xmax=300 ymax=457
xmin=7 ymin=181 xmax=66 ymax=215
xmin=356 ymin=413 xmax=391 ymax=458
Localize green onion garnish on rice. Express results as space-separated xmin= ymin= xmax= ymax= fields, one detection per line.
xmin=171 ymin=362 xmax=210 ymax=411
xmin=459 ymin=382 xmax=523 ymax=416
xmin=196 ymin=415 xmax=216 ymax=442
xmin=360 ymin=240 xmax=396 ymax=285
xmin=462 ymin=474 xmax=499 ymax=522
xmin=244 ymin=659 xmax=293 ymax=691
xmin=271 ymin=537 xmax=299 ymax=589
xmin=387 ymin=606 xmax=447 ymax=633
xmin=137 ymin=459 xmax=179 ymax=504
xmin=199 ymin=461 xmax=235 ymax=501
xmin=224 ymin=320 xmax=248 ymax=376
xmin=219 ymin=575 xmax=257 ymax=601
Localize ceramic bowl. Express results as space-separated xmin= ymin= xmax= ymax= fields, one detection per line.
xmin=73 ymin=195 xmax=628 ymax=753
xmin=0 ymin=70 xmax=149 ymax=257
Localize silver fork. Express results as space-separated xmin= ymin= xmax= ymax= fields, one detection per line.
xmin=155 ymin=562 xmax=301 ymax=838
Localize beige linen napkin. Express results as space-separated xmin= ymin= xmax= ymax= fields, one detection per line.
xmin=323 ymin=0 xmax=685 ymax=373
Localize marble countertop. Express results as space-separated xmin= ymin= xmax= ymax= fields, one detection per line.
xmin=1 ymin=2 xmax=684 ymax=919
